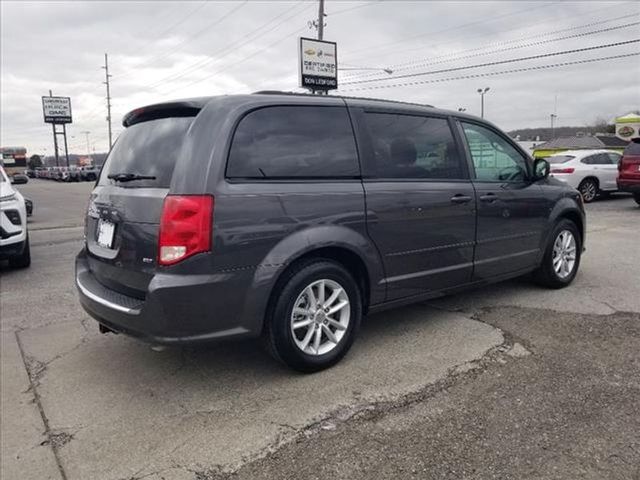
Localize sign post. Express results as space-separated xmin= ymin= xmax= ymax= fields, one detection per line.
xmin=42 ymin=93 xmax=72 ymax=167
xmin=299 ymin=37 xmax=338 ymax=94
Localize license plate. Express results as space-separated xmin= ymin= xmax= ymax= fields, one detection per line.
xmin=96 ymin=219 xmax=115 ymax=248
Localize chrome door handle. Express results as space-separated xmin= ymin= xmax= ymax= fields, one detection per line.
xmin=479 ymin=193 xmax=498 ymax=203
xmin=450 ymin=194 xmax=472 ymax=204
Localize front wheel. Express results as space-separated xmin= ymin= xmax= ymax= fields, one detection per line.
xmin=264 ymin=259 xmax=362 ymax=373
xmin=533 ymin=220 xmax=581 ymax=289
xmin=9 ymin=236 xmax=31 ymax=269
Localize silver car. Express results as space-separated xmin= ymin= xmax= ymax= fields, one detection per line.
xmin=547 ymin=149 xmax=622 ymax=202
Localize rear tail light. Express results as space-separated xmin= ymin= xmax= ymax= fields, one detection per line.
xmin=551 ymin=167 xmax=575 ymax=174
xmin=158 ymin=195 xmax=214 ymax=266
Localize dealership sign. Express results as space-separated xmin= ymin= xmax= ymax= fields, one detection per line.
xmin=299 ymin=37 xmax=338 ymax=91
xmin=42 ymin=96 xmax=72 ymax=124
xmin=615 ymin=113 xmax=640 ymax=141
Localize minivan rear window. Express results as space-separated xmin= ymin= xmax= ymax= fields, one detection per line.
xmin=99 ymin=116 xmax=194 ymax=188
xmin=226 ymin=106 xmax=359 ymax=179
xmin=623 ymin=140 xmax=640 ymax=155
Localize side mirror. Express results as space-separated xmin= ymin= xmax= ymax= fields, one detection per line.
xmin=533 ymin=158 xmax=550 ymax=180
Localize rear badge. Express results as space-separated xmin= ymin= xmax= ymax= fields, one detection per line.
xmin=142 ymin=257 xmax=154 ymax=264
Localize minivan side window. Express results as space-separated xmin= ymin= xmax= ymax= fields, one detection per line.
xmin=226 ymin=106 xmax=359 ymax=179
xmin=363 ymin=113 xmax=465 ymax=179
xmin=462 ymin=123 xmax=529 ymax=182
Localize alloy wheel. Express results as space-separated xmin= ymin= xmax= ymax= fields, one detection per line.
xmin=552 ymin=230 xmax=577 ymax=279
xmin=580 ymin=180 xmax=597 ymax=202
xmin=290 ymin=279 xmax=350 ymax=356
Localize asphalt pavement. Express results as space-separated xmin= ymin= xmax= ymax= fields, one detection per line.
xmin=1 ymin=180 xmax=638 ymax=480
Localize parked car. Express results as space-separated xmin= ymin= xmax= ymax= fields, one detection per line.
xmin=10 ymin=173 xmax=29 ymax=184
xmin=76 ymin=93 xmax=585 ymax=372
xmin=25 ymin=198 xmax=33 ymax=217
xmin=0 ymin=166 xmax=30 ymax=268
xmin=617 ymin=140 xmax=640 ymax=206
xmin=546 ymin=149 xmax=622 ymax=202
xmin=80 ymin=166 xmax=100 ymax=182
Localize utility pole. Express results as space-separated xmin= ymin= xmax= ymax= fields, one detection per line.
xmin=102 ymin=53 xmax=113 ymax=150
xmin=49 ymin=89 xmax=60 ymax=167
xmin=81 ymin=130 xmax=91 ymax=157
xmin=550 ymin=114 xmax=558 ymax=139
xmin=317 ymin=0 xmax=325 ymax=40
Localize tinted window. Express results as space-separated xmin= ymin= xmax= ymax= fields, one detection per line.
xmin=547 ymin=155 xmax=575 ymax=164
xmin=462 ymin=123 xmax=528 ymax=182
xmin=581 ymin=155 xmax=598 ymax=165
xmin=99 ymin=116 xmax=194 ymax=188
xmin=227 ymin=106 xmax=359 ymax=179
xmin=606 ymin=152 xmax=621 ymax=164
xmin=363 ymin=113 xmax=465 ymax=179
xmin=623 ymin=140 xmax=640 ymax=155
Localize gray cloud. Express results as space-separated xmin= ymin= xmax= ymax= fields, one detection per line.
xmin=1 ymin=0 xmax=639 ymax=155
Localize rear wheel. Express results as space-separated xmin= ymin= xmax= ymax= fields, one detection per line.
xmin=264 ymin=259 xmax=362 ymax=373
xmin=9 ymin=236 xmax=31 ymax=269
xmin=578 ymin=178 xmax=598 ymax=203
xmin=533 ymin=220 xmax=580 ymax=288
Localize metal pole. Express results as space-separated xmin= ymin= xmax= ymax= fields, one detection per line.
xmin=82 ymin=131 xmax=91 ymax=157
xmin=317 ymin=0 xmax=324 ymax=40
xmin=49 ymin=89 xmax=60 ymax=167
xmin=481 ymin=93 xmax=484 ymax=119
xmin=62 ymin=123 xmax=70 ymax=167
xmin=103 ymin=53 xmax=113 ymax=150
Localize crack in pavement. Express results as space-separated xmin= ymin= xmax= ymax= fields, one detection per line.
xmin=14 ymin=331 xmax=69 ymax=480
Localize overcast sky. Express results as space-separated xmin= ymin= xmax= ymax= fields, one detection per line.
xmin=1 ymin=0 xmax=639 ymax=155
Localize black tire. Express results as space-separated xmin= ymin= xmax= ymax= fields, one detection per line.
xmin=634 ymin=193 xmax=640 ymax=206
xmin=533 ymin=220 xmax=581 ymax=289
xmin=9 ymin=236 xmax=31 ymax=269
xmin=578 ymin=178 xmax=598 ymax=203
xmin=263 ymin=259 xmax=362 ymax=373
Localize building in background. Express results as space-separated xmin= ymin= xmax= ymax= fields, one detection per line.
xmin=532 ymin=134 xmax=628 ymax=159
xmin=0 ymin=146 xmax=27 ymax=175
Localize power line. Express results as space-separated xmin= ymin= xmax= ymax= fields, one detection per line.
xmin=341 ymin=12 xmax=640 ymax=80
xmin=342 ymin=1 xmax=639 ymax=69
xmin=161 ymin=23 xmax=309 ymax=96
xmin=342 ymin=39 xmax=640 ymax=86
xmin=342 ymin=1 xmax=559 ymax=60
xmin=113 ymin=1 xmax=249 ymax=80
xmin=339 ymin=52 xmax=639 ymax=92
xmin=144 ymin=1 xmax=311 ymax=90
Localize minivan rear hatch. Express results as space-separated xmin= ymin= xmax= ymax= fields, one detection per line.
xmin=86 ymin=106 xmax=199 ymax=298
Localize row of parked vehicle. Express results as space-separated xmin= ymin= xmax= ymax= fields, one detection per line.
xmin=546 ymin=143 xmax=640 ymax=204
xmin=29 ymin=165 xmax=99 ymax=182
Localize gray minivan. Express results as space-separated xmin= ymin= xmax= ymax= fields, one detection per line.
xmin=76 ymin=92 xmax=585 ymax=372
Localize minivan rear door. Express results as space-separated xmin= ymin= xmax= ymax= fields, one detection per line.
xmin=86 ymin=113 xmax=196 ymax=297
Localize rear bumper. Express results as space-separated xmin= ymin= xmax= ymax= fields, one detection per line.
xmin=617 ymin=179 xmax=640 ymax=194
xmin=75 ymin=250 xmax=275 ymax=345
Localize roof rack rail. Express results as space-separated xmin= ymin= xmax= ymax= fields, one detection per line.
xmin=251 ymin=90 xmax=434 ymax=108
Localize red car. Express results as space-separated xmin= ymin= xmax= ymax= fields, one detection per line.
xmin=617 ymin=140 xmax=640 ymax=206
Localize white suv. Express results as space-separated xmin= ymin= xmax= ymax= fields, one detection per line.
xmin=547 ymin=149 xmax=622 ymax=202
xmin=0 ymin=166 xmax=30 ymax=268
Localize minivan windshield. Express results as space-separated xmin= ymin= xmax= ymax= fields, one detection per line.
xmin=99 ymin=116 xmax=194 ymax=188
xmin=547 ymin=155 xmax=575 ymax=164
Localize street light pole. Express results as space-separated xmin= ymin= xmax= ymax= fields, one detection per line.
xmin=550 ymin=114 xmax=558 ymax=139
xmin=81 ymin=130 xmax=91 ymax=157
xmin=477 ymin=87 xmax=490 ymax=119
